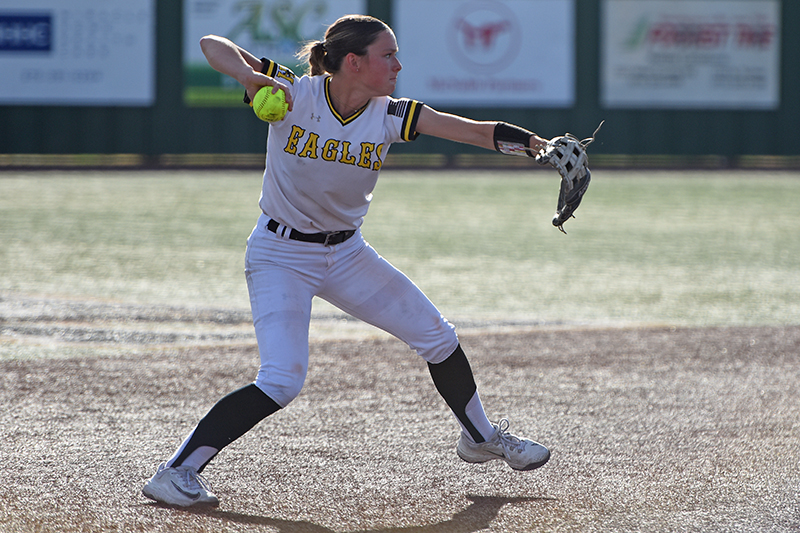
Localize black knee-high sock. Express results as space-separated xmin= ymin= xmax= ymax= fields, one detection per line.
xmin=428 ymin=344 xmax=484 ymax=443
xmin=172 ymin=383 xmax=281 ymax=472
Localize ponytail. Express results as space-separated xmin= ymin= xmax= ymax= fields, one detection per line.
xmin=298 ymin=41 xmax=327 ymax=76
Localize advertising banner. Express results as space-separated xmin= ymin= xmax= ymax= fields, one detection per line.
xmin=601 ymin=0 xmax=781 ymax=109
xmin=393 ymin=0 xmax=575 ymax=108
xmin=184 ymin=0 xmax=366 ymax=106
xmin=0 ymin=0 xmax=155 ymax=106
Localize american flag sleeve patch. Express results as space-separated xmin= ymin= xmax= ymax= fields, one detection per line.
xmin=388 ymin=98 xmax=424 ymax=142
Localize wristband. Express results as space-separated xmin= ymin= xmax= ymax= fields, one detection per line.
xmin=493 ymin=122 xmax=536 ymax=158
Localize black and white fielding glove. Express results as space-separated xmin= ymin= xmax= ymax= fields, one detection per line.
xmin=536 ymin=121 xmax=603 ymax=233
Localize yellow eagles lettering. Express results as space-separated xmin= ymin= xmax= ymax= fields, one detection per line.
xmin=284 ymin=125 xmax=382 ymax=171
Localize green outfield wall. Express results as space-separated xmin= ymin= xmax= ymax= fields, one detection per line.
xmin=0 ymin=0 xmax=797 ymax=166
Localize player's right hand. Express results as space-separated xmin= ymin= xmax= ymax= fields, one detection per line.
xmin=246 ymin=74 xmax=294 ymax=112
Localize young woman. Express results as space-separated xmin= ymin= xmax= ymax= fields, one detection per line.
xmin=143 ymin=14 xmax=550 ymax=507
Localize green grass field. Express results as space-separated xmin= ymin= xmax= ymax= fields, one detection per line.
xmin=1 ymin=169 xmax=798 ymax=329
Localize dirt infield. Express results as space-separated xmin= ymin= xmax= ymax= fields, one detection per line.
xmin=1 ymin=325 xmax=799 ymax=532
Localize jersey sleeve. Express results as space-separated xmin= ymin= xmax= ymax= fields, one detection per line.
xmin=242 ymin=58 xmax=298 ymax=105
xmin=385 ymin=97 xmax=424 ymax=142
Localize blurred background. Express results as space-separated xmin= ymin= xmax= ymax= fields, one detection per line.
xmin=0 ymin=0 xmax=797 ymax=169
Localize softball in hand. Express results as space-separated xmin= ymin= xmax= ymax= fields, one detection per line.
xmin=252 ymin=86 xmax=288 ymax=122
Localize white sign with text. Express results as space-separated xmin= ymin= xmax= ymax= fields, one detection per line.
xmin=0 ymin=0 xmax=155 ymax=105
xmin=601 ymin=0 xmax=781 ymax=109
xmin=393 ymin=0 xmax=575 ymax=108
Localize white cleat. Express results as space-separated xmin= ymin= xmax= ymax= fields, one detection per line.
xmin=457 ymin=419 xmax=550 ymax=471
xmin=142 ymin=463 xmax=219 ymax=507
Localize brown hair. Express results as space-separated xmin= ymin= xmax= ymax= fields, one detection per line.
xmin=298 ymin=15 xmax=391 ymax=76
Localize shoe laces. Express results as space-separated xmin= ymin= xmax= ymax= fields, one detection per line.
xmin=494 ymin=419 xmax=526 ymax=454
xmin=177 ymin=466 xmax=214 ymax=493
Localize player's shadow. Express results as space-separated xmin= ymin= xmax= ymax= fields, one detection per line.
xmin=178 ymin=494 xmax=555 ymax=532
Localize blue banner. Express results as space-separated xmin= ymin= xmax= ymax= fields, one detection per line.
xmin=0 ymin=14 xmax=52 ymax=52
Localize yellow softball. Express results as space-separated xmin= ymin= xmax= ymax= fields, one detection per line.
xmin=252 ymin=86 xmax=288 ymax=122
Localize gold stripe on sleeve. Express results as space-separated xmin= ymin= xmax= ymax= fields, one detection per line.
xmin=402 ymin=100 xmax=423 ymax=142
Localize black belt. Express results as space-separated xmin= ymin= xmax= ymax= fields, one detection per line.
xmin=266 ymin=218 xmax=356 ymax=246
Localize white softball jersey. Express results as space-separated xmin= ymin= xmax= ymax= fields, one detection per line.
xmin=257 ymin=59 xmax=423 ymax=234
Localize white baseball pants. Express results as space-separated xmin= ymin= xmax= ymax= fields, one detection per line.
xmin=245 ymin=213 xmax=459 ymax=407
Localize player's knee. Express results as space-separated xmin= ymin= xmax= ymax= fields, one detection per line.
xmin=417 ymin=331 xmax=460 ymax=365
xmin=254 ymin=368 xmax=306 ymax=408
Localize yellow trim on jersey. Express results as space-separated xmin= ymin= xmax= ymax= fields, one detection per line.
xmin=401 ymin=100 xmax=422 ymax=142
xmin=261 ymin=60 xmax=296 ymax=86
xmin=325 ymin=77 xmax=368 ymax=126
xmin=263 ymin=60 xmax=279 ymax=78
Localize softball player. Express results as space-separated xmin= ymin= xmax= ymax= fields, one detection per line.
xmin=143 ymin=15 xmax=551 ymax=507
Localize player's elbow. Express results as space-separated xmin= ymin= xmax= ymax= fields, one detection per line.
xmin=199 ymin=34 xmax=225 ymax=57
